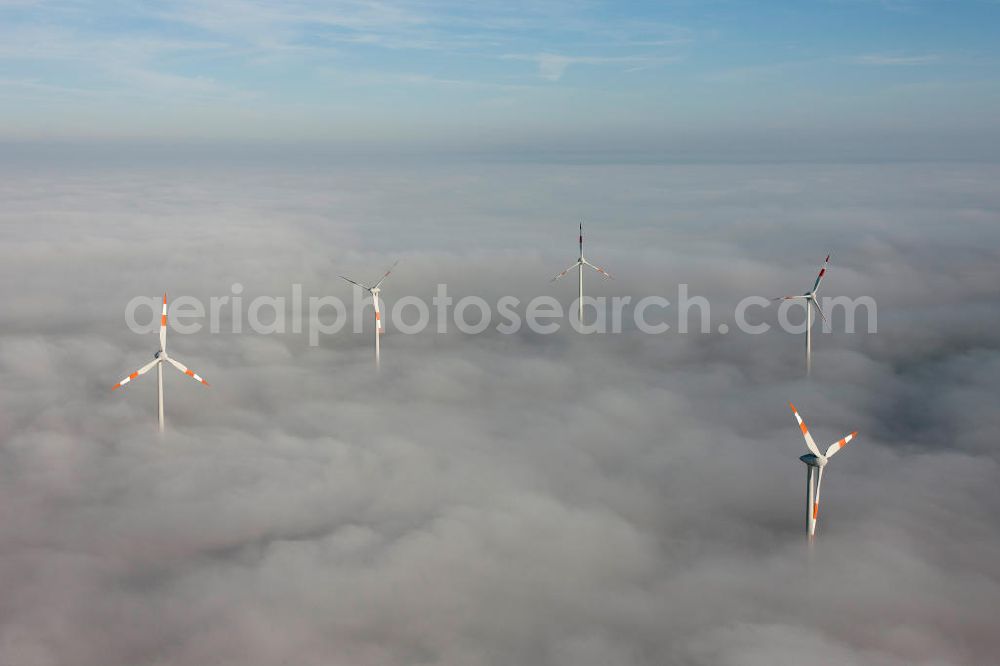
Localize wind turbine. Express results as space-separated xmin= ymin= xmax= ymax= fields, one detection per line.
xmin=789 ymin=403 xmax=858 ymax=538
xmin=112 ymin=293 xmax=209 ymax=433
xmin=340 ymin=261 xmax=397 ymax=369
xmin=551 ymin=223 xmax=613 ymax=322
xmin=772 ymin=254 xmax=830 ymax=376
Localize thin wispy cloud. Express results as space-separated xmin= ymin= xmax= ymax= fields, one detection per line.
xmin=848 ymin=53 xmax=942 ymax=65
xmin=0 ymin=0 xmax=693 ymax=139
xmin=503 ymin=52 xmax=674 ymax=81
xmin=0 ymin=1 xmax=997 ymax=156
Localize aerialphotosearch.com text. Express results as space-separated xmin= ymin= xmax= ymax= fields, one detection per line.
xmin=125 ymin=283 xmax=877 ymax=346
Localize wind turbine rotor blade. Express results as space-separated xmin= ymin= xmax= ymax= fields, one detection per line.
xmin=825 ymin=431 xmax=858 ymax=459
xmin=372 ymin=260 xmax=399 ymax=290
xmin=771 ymin=295 xmax=807 ymax=301
xmin=339 ymin=275 xmax=369 ymax=291
xmin=112 ymin=357 xmax=159 ymax=390
xmin=160 ymin=293 xmax=168 ymax=351
xmin=811 ymin=467 xmax=825 ymax=533
xmin=579 ymin=222 xmax=583 ymax=256
xmin=811 ymin=254 xmax=831 ymax=294
xmin=789 ymin=402 xmax=823 ymax=459
xmin=811 ymin=298 xmax=828 ymax=323
xmin=551 ymin=261 xmax=581 ymax=282
xmin=165 ymin=357 xmax=209 ymax=386
xmin=583 ymin=260 xmax=613 ymax=279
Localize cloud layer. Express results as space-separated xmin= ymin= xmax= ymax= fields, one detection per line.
xmin=0 ymin=156 xmax=999 ymax=665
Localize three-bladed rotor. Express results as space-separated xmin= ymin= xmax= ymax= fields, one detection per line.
xmin=772 ymin=254 xmax=830 ymax=322
xmin=112 ymin=293 xmax=209 ymax=432
xmin=551 ymin=223 xmax=614 ymax=283
xmin=113 ymin=293 xmax=209 ymax=392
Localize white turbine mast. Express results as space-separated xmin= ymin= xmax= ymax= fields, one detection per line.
xmin=340 ymin=261 xmax=398 ymax=370
xmin=788 ymin=402 xmax=858 ymax=538
xmin=551 ymin=222 xmax=613 ymax=323
xmin=112 ymin=293 xmax=209 ymax=433
xmin=772 ymin=254 xmax=830 ymax=376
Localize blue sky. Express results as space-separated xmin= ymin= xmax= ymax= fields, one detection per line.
xmin=1 ymin=0 xmax=998 ymax=151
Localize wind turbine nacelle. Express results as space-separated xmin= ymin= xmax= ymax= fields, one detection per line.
xmin=799 ymin=453 xmax=821 ymax=467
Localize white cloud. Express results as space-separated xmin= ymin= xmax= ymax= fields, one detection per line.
xmin=0 ymin=157 xmax=998 ymax=665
